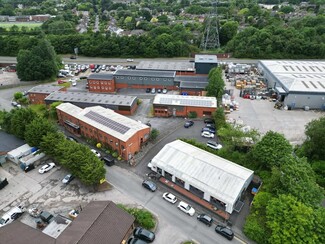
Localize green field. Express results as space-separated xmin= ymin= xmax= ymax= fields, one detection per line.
xmin=0 ymin=22 xmax=42 ymax=30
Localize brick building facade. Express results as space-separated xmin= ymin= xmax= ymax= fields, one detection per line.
xmin=27 ymin=85 xmax=66 ymax=105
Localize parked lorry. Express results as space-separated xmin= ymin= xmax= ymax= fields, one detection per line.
xmin=19 ymin=150 xmax=46 ymax=170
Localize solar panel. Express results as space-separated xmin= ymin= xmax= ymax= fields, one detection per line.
xmin=84 ymin=111 xmax=130 ymax=134
xmin=159 ymin=97 xmax=212 ymax=107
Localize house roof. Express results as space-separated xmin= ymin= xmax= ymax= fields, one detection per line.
xmin=28 ymin=85 xmax=63 ymax=94
xmin=136 ymin=61 xmax=195 ymax=72
xmin=56 ymin=201 xmax=135 ymax=244
xmin=114 ymin=69 xmax=176 ymax=78
xmin=153 ymin=94 xmax=217 ymax=108
xmin=0 ymin=221 xmax=55 ymax=244
xmin=259 ymin=60 xmax=325 ymax=93
xmin=45 ymin=91 xmax=137 ymax=107
xmin=151 ymin=140 xmax=254 ymax=213
xmin=56 ymin=103 xmax=149 ymax=142
xmin=195 ymin=54 xmax=218 ymax=63
xmin=88 ymin=73 xmax=114 ymax=80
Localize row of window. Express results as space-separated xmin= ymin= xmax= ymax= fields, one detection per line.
xmin=90 ymin=81 xmax=112 ymax=85
xmin=91 ymin=86 xmax=113 ymax=90
xmin=116 ymin=76 xmax=172 ymax=82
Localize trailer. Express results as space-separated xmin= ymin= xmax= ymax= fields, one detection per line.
xmin=19 ymin=150 xmax=46 ymax=170
xmin=6 ymin=144 xmax=35 ymax=164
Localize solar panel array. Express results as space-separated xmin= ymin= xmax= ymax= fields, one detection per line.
xmin=159 ymin=97 xmax=212 ymax=107
xmin=84 ymin=110 xmax=130 ymax=134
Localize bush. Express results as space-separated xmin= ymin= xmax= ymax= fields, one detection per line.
xmin=188 ymin=111 xmax=197 ymax=118
xmin=137 ymin=99 xmax=142 ymax=105
xmin=117 ymin=205 xmax=156 ymax=229
xmin=112 ymin=151 xmax=118 ymax=158
xmin=150 ymin=128 xmax=159 ymax=141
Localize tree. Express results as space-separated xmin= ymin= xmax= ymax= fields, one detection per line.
xmin=206 ymin=67 xmax=225 ymax=104
xmin=299 ymin=117 xmax=325 ymax=160
xmin=251 ymin=131 xmax=292 ymax=170
xmin=266 ymin=194 xmax=323 ymax=244
xmin=150 ymin=128 xmax=159 ymax=141
xmin=40 ymin=132 xmax=66 ymax=158
xmin=220 ymin=21 xmax=239 ymax=46
xmin=268 ymin=155 xmax=323 ymax=207
xmin=25 ymin=117 xmax=57 ymax=147
xmin=16 ymin=38 xmax=60 ymax=81
xmin=213 ymin=108 xmax=227 ymax=130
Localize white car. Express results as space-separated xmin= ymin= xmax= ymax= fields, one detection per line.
xmin=201 ymin=131 xmax=215 ymax=138
xmin=177 ymin=201 xmax=195 ymax=216
xmin=163 ymin=192 xmax=177 ymax=204
xmin=91 ymin=149 xmax=101 ymax=158
xmin=162 ymin=88 xmax=168 ymax=94
xmin=126 ymin=59 xmax=134 ymax=62
xmin=206 ymin=140 xmax=223 ymax=150
xmin=38 ymin=163 xmax=56 ymax=174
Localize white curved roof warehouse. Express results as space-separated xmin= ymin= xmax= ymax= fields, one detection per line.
xmin=151 ymin=140 xmax=254 ymax=214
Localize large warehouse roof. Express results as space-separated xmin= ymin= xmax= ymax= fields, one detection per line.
xmin=195 ymin=55 xmax=218 ymax=63
xmin=151 ymin=140 xmax=254 ymax=213
xmin=153 ymin=94 xmax=217 ymax=108
xmin=136 ymin=61 xmax=195 ymax=72
xmin=57 ymin=103 xmax=149 ymax=142
xmin=259 ymin=60 xmax=325 ymax=93
xmin=114 ymin=69 xmax=176 ymax=78
xmin=88 ymin=73 xmax=114 ymax=80
xmin=28 ymin=85 xmax=63 ymax=94
xmin=45 ymin=91 xmax=137 ymax=107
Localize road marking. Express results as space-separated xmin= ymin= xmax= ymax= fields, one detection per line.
xmin=234 ymin=236 xmax=247 ymax=244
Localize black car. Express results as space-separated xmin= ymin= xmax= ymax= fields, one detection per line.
xmin=146 ymin=88 xmax=151 ymax=93
xmin=206 ymin=123 xmax=216 ymax=129
xmin=197 ymin=213 xmax=213 ymax=226
xmin=70 ymin=55 xmax=77 ymax=59
xmin=215 ymin=225 xmax=234 ymax=240
xmin=201 ymin=127 xmax=216 ymax=134
xmin=24 ymin=164 xmax=35 ymax=173
xmin=101 ymin=155 xmax=115 ymax=166
xmin=128 ymin=237 xmax=148 ymax=244
xmin=133 ymin=227 xmax=155 ymax=243
xmin=184 ymin=120 xmax=194 ymax=128
xmin=204 ymin=118 xmax=215 ymax=124
xmin=157 ymin=88 xmax=162 ymax=93
xmin=142 ymin=180 xmax=157 ymax=192
xmin=67 ymin=136 xmax=78 ymax=143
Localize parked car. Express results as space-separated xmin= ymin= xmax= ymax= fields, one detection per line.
xmin=147 ymin=160 xmax=153 ymax=169
xmin=204 ymin=118 xmax=215 ymax=124
xmin=157 ymin=88 xmax=162 ymax=93
xmin=206 ymin=123 xmax=216 ymax=129
xmin=40 ymin=211 xmax=54 ymax=223
xmin=128 ymin=237 xmax=148 ymax=244
xmin=197 ymin=213 xmax=213 ymax=226
xmin=162 ymin=192 xmax=177 ymax=204
xmin=215 ymin=225 xmax=234 ymax=240
xmin=177 ymin=201 xmax=195 ymax=216
xmin=101 ymin=155 xmax=115 ymax=166
xmin=201 ymin=131 xmax=215 ymax=138
xmin=38 ymin=163 xmax=56 ymax=174
xmin=70 ymin=55 xmax=77 ymax=59
xmin=127 ymin=59 xmax=134 ymax=62
xmin=206 ymin=140 xmax=223 ymax=150
xmin=133 ymin=227 xmax=155 ymax=243
xmin=66 ymin=136 xmax=78 ymax=143
xmin=146 ymin=88 xmax=151 ymax=93
xmin=11 ymin=101 xmax=21 ymax=108
xmin=62 ymin=174 xmax=75 ymax=184
xmin=142 ymin=180 xmax=157 ymax=192
xmin=162 ymin=88 xmax=168 ymax=94
xmin=201 ymin=127 xmax=216 ymax=134
xmin=0 ymin=206 xmax=25 ymax=227
xmin=24 ymin=164 xmax=35 ymax=173
xmin=91 ymin=149 xmax=101 ymax=158
xmin=184 ymin=120 xmax=194 ymax=128
xmin=151 ymin=88 xmax=156 ymax=94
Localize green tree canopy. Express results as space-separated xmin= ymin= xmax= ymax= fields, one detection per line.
xmin=25 ymin=117 xmax=57 ymax=147
xmin=16 ymin=38 xmax=60 ymax=81
xmin=39 ymin=132 xmax=66 ymax=158
xmin=206 ymin=67 xmax=225 ymax=104
xmin=251 ymin=131 xmax=292 ymax=170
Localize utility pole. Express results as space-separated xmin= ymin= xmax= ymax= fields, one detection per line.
xmin=200 ymin=1 xmax=220 ymax=50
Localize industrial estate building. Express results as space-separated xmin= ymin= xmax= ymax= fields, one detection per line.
xmin=258 ymin=60 xmax=325 ymax=110
xmin=45 ymin=91 xmax=138 ymax=115
xmin=87 ymin=73 xmax=115 ymax=93
xmin=153 ymin=94 xmax=217 ymax=118
xmin=194 ymin=55 xmax=218 ymax=74
xmin=136 ymin=60 xmax=196 ymax=75
xmin=56 ymin=103 xmax=150 ymax=160
xmin=150 ymin=140 xmax=254 ymax=214
xmin=27 ymin=85 xmax=66 ymax=104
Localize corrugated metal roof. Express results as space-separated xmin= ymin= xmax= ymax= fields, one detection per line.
xmin=195 ymin=54 xmax=218 ymax=63
xmin=153 ymin=94 xmax=217 ymax=108
xmin=56 ymin=103 xmax=149 ymax=142
xmin=114 ymin=69 xmax=176 ymax=78
xmin=259 ymin=60 xmax=325 ymax=93
xmin=136 ymin=61 xmax=195 ymax=71
xmin=151 ymin=140 xmax=254 ymax=213
xmin=88 ymin=73 xmax=114 ymax=80
xmin=180 ymin=81 xmax=208 ymax=89
xmin=174 ymin=76 xmax=208 ymax=82
xmin=45 ymin=91 xmax=136 ymax=107
xmin=28 ymin=84 xmax=63 ymax=94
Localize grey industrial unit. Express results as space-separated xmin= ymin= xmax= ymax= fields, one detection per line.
xmin=136 ymin=61 xmax=195 ymax=75
xmin=114 ymin=69 xmax=176 ymax=87
xmin=175 ymin=76 xmax=208 ymax=95
xmin=44 ymin=91 xmax=138 ymax=115
xmin=194 ymin=55 xmax=218 ymax=74
xmin=258 ymin=60 xmax=325 ymax=110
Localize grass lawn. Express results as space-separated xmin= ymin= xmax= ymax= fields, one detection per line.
xmin=0 ymin=22 xmax=42 ymax=30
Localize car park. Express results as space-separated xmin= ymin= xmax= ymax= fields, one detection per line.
xmin=142 ymin=180 xmax=157 ymax=192
xmin=62 ymin=174 xmax=75 ymax=184
xmin=204 ymin=118 xmax=215 ymax=124
xmin=38 ymin=163 xmax=56 ymax=174
xmin=106 ymin=66 xmax=110 ymax=71
xmin=201 ymin=131 xmax=215 ymax=138
xmin=127 ymin=237 xmax=148 ymax=244
xmin=206 ymin=140 xmax=223 ymax=150
xmin=202 ymin=127 xmax=216 ymax=134
xmin=162 ymin=192 xmax=177 ymax=204
xmin=197 ymin=213 xmax=213 ymax=226
xmin=177 ymin=201 xmax=195 ymax=216
xmin=91 ymin=149 xmax=101 ymax=158
xmin=133 ymin=227 xmax=155 ymax=242
xmin=102 ymin=64 xmax=106 ymax=70
xmin=215 ymin=225 xmax=234 ymax=240
xmin=184 ymin=120 xmax=194 ymax=128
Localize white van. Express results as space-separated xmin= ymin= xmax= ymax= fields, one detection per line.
xmin=0 ymin=206 xmax=25 ymax=228
xmin=206 ymin=141 xmax=223 ymax=150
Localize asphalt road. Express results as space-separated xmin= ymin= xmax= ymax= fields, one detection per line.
xmin=106 ymin=166 xmax=244 ymax=244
